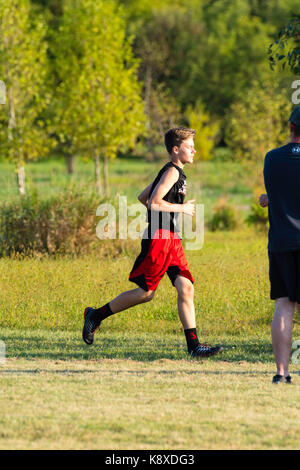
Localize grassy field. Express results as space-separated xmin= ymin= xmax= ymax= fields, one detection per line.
xmin=0 ymin=156 xmax=254 ymax=224
xmin=1 ymin=356 xmax=299 ymax=450
xmin=0 ymin=228 xmax=277 ymax=336
xmin=1 ymin=228 xmax=300 ymax=450
xmin=0 ymin=158 xmax=299 ymax=450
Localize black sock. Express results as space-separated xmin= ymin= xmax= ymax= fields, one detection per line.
xmin=94 ymin=303 xmax=114 ymax=321
xmin=184 ymin=328 xmax=200 ymax=352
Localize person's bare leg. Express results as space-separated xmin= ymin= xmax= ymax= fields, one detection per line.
xmin=82 ymin=287 xmax=155 ymax=345
xmin=174 ymin=275 xmax=195 ymax=329
xmin=271 ymin=297 xmax=295 ymax=377
xmin=109 ymin=287 xmax=155 ymax=314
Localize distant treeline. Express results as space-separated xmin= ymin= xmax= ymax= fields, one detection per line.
xmin=0 ymin=0 xmax=298 ymax=195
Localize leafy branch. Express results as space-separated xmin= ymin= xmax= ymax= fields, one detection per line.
xmin=269 ymin=15 xmax=300 ymax=74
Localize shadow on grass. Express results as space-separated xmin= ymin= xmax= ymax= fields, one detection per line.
xmin=1 ymin=330 xmax=274 ymax=363
xmin=1 ymin=369 xmax=275 ymax=376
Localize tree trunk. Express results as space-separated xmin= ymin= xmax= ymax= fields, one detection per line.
xmin=66 ymin=153 xmax=75 ymax=175
xmin=17 ymin=165 xmax=26 ymax=196
xmin=145 ymin=63 xmax=153 ymax=157
xmin=0 ymin=80 xmax=6 ymax=105
xmin=8 ymin=86 xmax=26 ymax=196
xmin=94 ymin=150 xmax=102 ymax=196
xmin=103 ymin=155 xmax=110 ymax=198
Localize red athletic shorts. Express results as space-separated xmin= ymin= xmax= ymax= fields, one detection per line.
xmin=129 ymin=229 xmax=194 ymax=291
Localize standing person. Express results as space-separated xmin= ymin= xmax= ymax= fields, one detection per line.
xmin=82 ymin=127 xmax=222 ymax=358
xmin=259 ymin=106 xmax=300 ymax=384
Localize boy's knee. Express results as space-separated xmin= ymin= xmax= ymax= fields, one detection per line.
xmin=176 ymin=278 xmax=194 ymax=299
xmin=140 ymin=289 xmax=155 ymax=303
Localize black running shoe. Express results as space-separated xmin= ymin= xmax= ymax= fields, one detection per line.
xmin=82 ymin=307 xmax=101 ymax=345
xmin=272 ymin=374 xmax=292 ymax=384
xmin=189 ymin=343 xmax=223 ymax=358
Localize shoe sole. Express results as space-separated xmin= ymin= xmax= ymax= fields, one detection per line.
xmin=189 ymin=345 xmax=223 ymax=359
xmin=272 ymin=380 xmax=292 ymax=384
xmin=82 ymin=307 xmax=94 ymax=346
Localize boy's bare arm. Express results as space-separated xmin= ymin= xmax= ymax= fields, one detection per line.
xmin=148 ymin=167 xmax=195 ymax=216
xmin=259 ymin=193 xmax=268 ymax=207
xmin=138 ymin=182 xmax=153 ymax=207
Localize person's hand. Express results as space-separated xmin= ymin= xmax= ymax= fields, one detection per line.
xmin=183 ymin=199 xmax=195 ymax=216
xmin=259 ymin=194 xmax=268 ymax=207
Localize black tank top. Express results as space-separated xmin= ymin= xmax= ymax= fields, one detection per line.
xmin=147 ymin=161 xmax=186 ymax=235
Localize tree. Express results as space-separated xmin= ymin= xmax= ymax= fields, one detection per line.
xmin=143 ymin=84 xmax=181 ymax=156
xmin=269 ymin=15 xmax=300 ymax=74
xmin=53 ymin=0 xmax=146 ymax=196
xmin=31 ymin=0 xmax=74 ymax=175
xmin=0 ymin=0 xmax=51 ymax=195
xmin=132 ymin=4 xmax=205 ymax=152
xmin=128 ymin=0 xmax=281 ymax=143
xmin=225 ymin=82 xmax=290 ymax=164
xmin=185 ymin=101 xmax=219 ymax=161
xmin=190 ymin=2 xmax=277 ymax=117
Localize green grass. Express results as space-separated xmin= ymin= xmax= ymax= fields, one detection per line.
xmin=1 ymin=355 xmax=299 ymax=450
xmin=1 ymin=226 xmax=299 ymax=364
xmin=1 ymin=228 xmax=300 ymax=450
xmin=0 ymin=329 xmax=275 ymax=363
xmin=1 ymin=228 xmax=284 ymax=338
xmin=0 ymin=157 xmax=158 ymax=201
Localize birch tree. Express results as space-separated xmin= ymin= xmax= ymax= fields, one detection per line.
xmin=53 ymin=0 xmax=146 ymax=196
xmin=0 ymin=0 xmax=51 ymax=195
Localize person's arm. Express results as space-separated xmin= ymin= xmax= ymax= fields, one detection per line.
xmin=138 ymin=182 xmax=153 ymax=207
xmin=259 ymin=193 xmax=268 ymax=207
xmin=147 ymin=167 xmax=195 ymax=216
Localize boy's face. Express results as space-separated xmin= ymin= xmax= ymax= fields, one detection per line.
xmin=173 ymin=136 xmax=196 ymax=164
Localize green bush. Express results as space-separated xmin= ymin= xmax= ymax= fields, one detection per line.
xmin=213 ymin=146 xmax=234 ymax=162
xmin=245 ymin=200 xmax=269 ymax=230
xmin=208 ymin=198 xmax=238 ymax=231
xmin=0 ymin=191 xmax=102 ymax=256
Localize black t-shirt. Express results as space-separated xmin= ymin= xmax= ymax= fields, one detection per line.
xmin=147 ymin=161 xmax=186 ymax=235
xmin=264 ymin=142 xmax=300 ymax=252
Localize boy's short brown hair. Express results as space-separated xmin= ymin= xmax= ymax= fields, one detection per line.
xmin=164 ymin=127 xmax=196 ymax=155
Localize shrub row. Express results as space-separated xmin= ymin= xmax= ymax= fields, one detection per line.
xmin=208 ymin=197 xmax=268 ymax=232
xmin=0 ymin=191 xmax=103 ymax=257
xmin=0 ymin=191 xmax=268 ymax=257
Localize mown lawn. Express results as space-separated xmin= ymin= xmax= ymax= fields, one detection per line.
xmin=1 ymin=356 xmax=299 ymax=450
xmin=1 ymin=229 xmax=300 ymax=450
xmin=1 ymin=159 xmax=299 ymax=450
xmin=0 ymin=229 xmax=277 ymax=336
xmin=1 ymin=228 xmax=299 ymax=346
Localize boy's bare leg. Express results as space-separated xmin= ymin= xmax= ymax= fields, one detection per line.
xmin=174 ymin=274 xmax=222 ymax=357
xmin=109 ymin=287 xmax=155 ymax=314
xmin=174 ymin=275 xmax=195 ymax=329
xmin=82 ymin=287 xmax=154 ymax=345
xmin=271 ymin=297 xmax=295 ymax=377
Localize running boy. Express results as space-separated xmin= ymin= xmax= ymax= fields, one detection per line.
xmin=82 ymin=127 xmax=222 ymax=358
